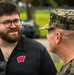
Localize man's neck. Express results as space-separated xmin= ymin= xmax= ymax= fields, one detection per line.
xmin=0 ymin=39 xmax=18 ymax=61
xmin=0 ymin=38 xmax=18 ymax=48
xmin=56 ymin=48 xmax=74 ymax=64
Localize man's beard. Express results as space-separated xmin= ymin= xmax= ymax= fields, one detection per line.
xmin=0 ymin=28 xmax=23 ymax=43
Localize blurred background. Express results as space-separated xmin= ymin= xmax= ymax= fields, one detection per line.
xmin=1 ymin=0 xmax=74 ymax=71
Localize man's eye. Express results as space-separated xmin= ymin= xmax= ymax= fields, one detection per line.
xmin=14 ymin=19 xmax=19 ymax=23
xmin=3 ymin=20 xmax=11 ymax=24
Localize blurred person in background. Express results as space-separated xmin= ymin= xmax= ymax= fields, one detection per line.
xmin=40 ymin=9 xmax=74 ymax=75
xmin=0 ymin=1 xmax=57 ymax=75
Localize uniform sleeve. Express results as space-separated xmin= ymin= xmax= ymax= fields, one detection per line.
xmin=41 ymin=47 xmax=57 ymax=75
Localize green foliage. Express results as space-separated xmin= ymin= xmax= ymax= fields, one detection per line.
xmin=29 ymin=0 xmax=74 ymax=7
xmin=54 ymin=62 xmax=63 ymax=71
xmin=20 ymin=10 xmax=50 ymax=37
xmin=20 ymin=12 xmax=27 ymax=20
xmin=35 ymin=11 xmax=49 ymax=37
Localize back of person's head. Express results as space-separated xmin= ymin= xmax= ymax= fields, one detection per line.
xmin=40 ymin=9 xmax=74 ymax=42
xmin=0 ymin=1 xmax=20 ymax=17
xmin=40 ymin=8 xmax=74 ymax=30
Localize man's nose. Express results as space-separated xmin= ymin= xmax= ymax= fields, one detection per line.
xmin=10 ymin=22 xmax=16 ymax=28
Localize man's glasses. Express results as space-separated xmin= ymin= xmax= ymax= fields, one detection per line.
xmin=0 ymin=19 xmax=21 ymax=28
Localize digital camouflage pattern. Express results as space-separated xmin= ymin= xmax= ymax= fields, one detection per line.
xmin=40 ymin=9 xmax=74 ymax=30
xmin=57 ymin=59 xmax=74 ymax=75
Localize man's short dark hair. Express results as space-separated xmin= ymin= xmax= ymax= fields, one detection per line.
xmin=0 ymin=1 xmax=20 ymax=17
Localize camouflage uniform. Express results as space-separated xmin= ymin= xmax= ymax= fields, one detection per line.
xmin=40 ymin=9 xmax=74 ymax=75
xmin=57 ymin=59 xmax=74 ymax=75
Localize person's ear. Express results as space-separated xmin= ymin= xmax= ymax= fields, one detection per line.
xmin=55 ymin=32 xmax=61 ymax=44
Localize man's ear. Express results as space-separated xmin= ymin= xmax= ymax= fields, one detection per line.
xmin=55 ymin=32 xmax=61 ymax=44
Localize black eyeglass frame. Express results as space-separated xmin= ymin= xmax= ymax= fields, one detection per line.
xmin=0 ymin=19 xmax=21 ymax=28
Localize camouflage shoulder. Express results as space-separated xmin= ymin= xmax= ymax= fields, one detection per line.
xmin=57 ymin=59 xmax=74 ymax=75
